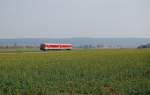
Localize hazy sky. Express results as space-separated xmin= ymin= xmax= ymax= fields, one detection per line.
xmin=0 ymin=0 xmax=150 ymax=38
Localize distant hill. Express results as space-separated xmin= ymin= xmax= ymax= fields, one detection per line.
xmin=0 ymin=38 xmax=150 ymax=48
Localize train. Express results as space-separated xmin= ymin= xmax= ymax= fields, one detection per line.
xmin=40 ymin=43 xmax=73 ymax=51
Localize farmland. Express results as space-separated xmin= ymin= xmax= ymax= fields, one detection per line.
xmin=0 ymin=49 xmax=150 ymax=95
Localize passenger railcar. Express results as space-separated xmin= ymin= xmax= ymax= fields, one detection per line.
xmin=40 ymin=43 xmax=73 ymax=51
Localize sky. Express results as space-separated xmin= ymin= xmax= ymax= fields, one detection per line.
xmin=0 ymin=0 xmax=150 ymax=38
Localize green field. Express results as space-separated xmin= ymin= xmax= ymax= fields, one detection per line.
xmin=0 ymin=49 xmax=150 ymax=95
xmin=0 ymin=48 xmax=40 ymax=53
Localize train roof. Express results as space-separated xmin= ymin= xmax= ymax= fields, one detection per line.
xmin=41 ymin=43 xmax=72 ymax=45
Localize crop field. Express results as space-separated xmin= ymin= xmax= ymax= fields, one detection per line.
xmin=0 ymin=49 xmax=150 ymax=95
xmin=0 ymin=48 xmax=40 ymax=53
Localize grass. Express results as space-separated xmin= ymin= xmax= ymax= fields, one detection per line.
xmin=0 ymin=48 xmax=40 ymax=53
xmin=0 ymin=49 xmax=150 ymax=95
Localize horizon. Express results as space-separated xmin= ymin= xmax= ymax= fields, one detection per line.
xmin=0 ymin=37 xmax=150 ymax=48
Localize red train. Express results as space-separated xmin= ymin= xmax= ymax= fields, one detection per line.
xmin=40 ymin=43 xmax=73 ymax=51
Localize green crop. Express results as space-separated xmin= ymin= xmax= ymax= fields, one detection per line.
xmin=0 ymin=49 xmax=149 ymax=95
